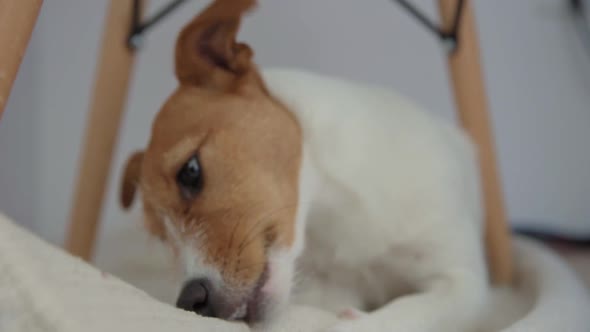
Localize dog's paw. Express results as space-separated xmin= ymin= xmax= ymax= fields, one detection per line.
xmin=323 ymin=308 xmax=368 ymax=331
xmin=337 ymin=307 xmax=366 ymax=320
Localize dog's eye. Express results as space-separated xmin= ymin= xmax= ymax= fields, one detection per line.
xmin=177 ymin=155 xmax=203 ymax=198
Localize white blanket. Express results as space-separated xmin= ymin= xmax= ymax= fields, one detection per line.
xmin=0 ymin=214 xmax=336 ymax=332
xmin=0 ymin=213 xmax=589 ymax=332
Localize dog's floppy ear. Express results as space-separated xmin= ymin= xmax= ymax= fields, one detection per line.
xmin=120 ymin=151 xmax=144 ymax=209
xmin=175 ymin=0 xmax=258 ymax=90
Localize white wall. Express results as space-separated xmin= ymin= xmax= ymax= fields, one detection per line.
xmin=1 ymin=0 xmax=589 ymax=248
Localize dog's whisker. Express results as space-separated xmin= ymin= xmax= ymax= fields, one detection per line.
xmin=237 ymin=205 xmax=298 ymax=251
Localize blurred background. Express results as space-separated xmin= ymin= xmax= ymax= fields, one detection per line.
xmin=0 ymin=0 xmax=589 ymax=254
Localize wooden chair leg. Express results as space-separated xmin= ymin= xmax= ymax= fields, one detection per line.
xmin=65 ymin=0 xmax=145 ymax=261
xmin=438 ymin=0 xmax=513 ymax=285
xmin=0 ymin=0 xmax=43 ymax=120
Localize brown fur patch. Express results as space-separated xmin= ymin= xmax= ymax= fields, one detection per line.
xmin=120 ymin=151 xmax=144 ymax=209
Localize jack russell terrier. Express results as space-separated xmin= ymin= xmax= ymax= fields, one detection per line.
xmin=121 ymin=0 xmax=489 ymax=331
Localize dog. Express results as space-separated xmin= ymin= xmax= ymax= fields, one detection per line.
xmin=120 ymin=0 xmax=489 ymax=331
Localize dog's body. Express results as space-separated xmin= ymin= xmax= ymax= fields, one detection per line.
xmin=263 ymin=69 xmax=488 ymax=331
xmin=120 ymin=1 xmax=489 ymax=331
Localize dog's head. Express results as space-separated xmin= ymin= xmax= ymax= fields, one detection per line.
xmin=120 ymin=0 xmax=304 ymax=323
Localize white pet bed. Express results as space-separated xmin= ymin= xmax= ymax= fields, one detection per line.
xmin=0 ymin=213 xmax=589 ymax=332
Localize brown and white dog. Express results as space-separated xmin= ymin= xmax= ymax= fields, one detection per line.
xmin=121 ymin=0 xmax=489 ymax=331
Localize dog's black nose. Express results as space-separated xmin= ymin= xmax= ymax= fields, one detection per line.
xmin=176 ymin=279 xmax=213 ymax=316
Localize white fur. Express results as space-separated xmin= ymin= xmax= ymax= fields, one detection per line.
xmin=162 ymin=217 xmax=223 ymax=294
xmin=258 ymin=151 xmax=319 ymax=316
xmin=262 ymin=68 xmax=489 ymax=332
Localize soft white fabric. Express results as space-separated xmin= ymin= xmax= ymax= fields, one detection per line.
xmin=480 ymin=238 xmax=590 ymax=332
xmin=1 ymin=213 xmax=589 ymax=332
xmin=0 ymin=213 xmax=336 ymax=332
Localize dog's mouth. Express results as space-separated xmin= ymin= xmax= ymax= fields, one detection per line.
xmin=229 ymin=263 xmax=270 ymax=323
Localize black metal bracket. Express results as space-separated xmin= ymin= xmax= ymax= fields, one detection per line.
xmin=569 ymin=0 xmax=590 ymax=58
xmin=128 ymin=0 xmax=190 ymax=50
xmin=570 ymin=0 xmax=585 ymax=11
xmin=125 ymin=0 xmax=467 ymax=52
xmin=391 ymin=0 xmax=465 ymax=53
